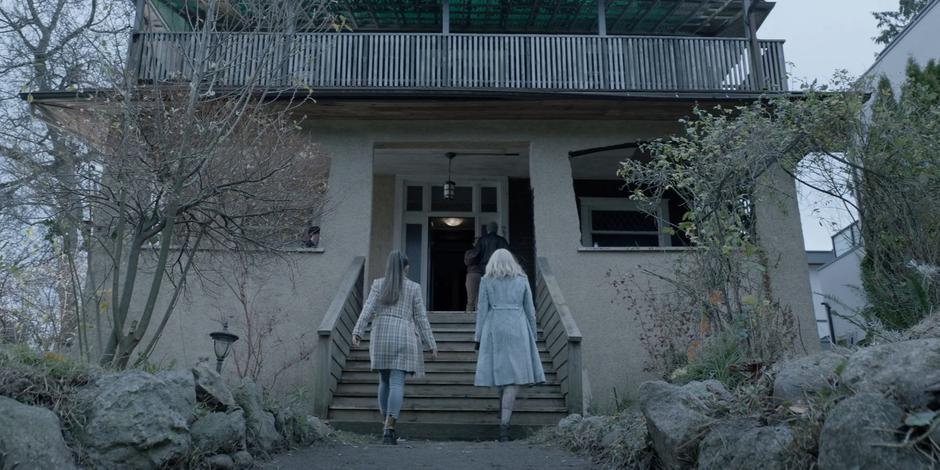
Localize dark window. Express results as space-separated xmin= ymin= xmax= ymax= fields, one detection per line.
xmin=406 ymin=186 xmax=423 ymax=212
xmin=591 ymin=210 xmax=657 ymax=231
xmin=405 ymin=224 xmax=423 ymax=283
xmin=481 ymin=187 xmax=498 ymax=212
xmin=592 ymin=234 xmax=660 ymax=247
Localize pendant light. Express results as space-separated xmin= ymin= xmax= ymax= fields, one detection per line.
xmin=443 ymin=152 xmax=456 ymax=200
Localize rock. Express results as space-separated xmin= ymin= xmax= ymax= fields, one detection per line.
xmin=231 ymin=450 xmax=254 ymax=469
xmin=0 ymin=396 xmax=76 ymax=470
xmin=205 ymin=453 xmax=235 ymax=469
xmin=639 ymin=381 xmax=728 ymax=469
xmin=233 ymin=380 xmax=282 ymax=453
xmin=558 ymin=413 xmax=582 ymax=430
xmin=276 ymin=409 xmax=332 ymax=446
xmin=191 ymin=410 xmax=247 ymax=454
xmin=818 ymin=393 xmax=931 ymax=470
xmin=841 ymin=338 xmax=940 ymax=408
xmin=575 ymin=415 xmax=610 ymax=441
xmin=75 ymin=370 xmax=195 ymax=469
xmin=698 ymin=419 xmax=794 ymax=470
xmin=905 ymin=310 xmax=940 ymax=340
xmin=773 ymin=352 xmax=846 ymax=403
xmin=193 ymin=362 xmax=237 ymax=411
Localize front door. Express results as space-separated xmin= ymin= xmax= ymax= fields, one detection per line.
xmin=396 ymin=178 xmax=508 ymax=310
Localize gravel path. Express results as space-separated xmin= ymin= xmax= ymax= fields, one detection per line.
xmin=261 ymin=440 xmax=593 ymax=470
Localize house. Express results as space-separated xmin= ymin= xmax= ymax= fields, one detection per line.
xmin=807 ymin=222 xmax=866 ymax=347
xmin=26 ymin=0 xmax=818 ymax=437
xmin=804 ymin=0 xmax=940 ymax=348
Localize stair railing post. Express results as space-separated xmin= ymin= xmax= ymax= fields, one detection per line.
xmin=314 ymin=332 xmax=332 ymax=416
xmin=567 ymin=339 xmax=583 ymax=414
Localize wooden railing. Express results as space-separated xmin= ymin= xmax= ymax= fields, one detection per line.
xmin=314 ymin=256 xmax=365 ymax=417
xmin=136 ymin=32 xmax=787 ymax=93
xmin=535 ymin=257 xmax=584 ymax=414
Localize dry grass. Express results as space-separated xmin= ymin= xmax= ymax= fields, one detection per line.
xmin=532 ymin=412 xmax=657 ymax=469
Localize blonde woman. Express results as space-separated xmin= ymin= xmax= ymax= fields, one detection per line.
xmin=473 ymin=248 xmax=545 ymax=442
xmin=353 ymin=251 xmax=438 ymax=445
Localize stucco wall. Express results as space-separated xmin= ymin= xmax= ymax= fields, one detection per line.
xmin=116 ymin=117 xmax=819 ymax=409
xmin=865 ymin=0 xmax=940 ymax=88
xmin=368 ymin=175 xmax=396 ymax=284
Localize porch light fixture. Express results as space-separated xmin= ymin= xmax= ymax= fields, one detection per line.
xmin=443 ymin=152 xmax=457 ymax=200
xmin=442 ymin=217 xmax=464 ymax=227
xmin=209 ymin=322 xmax=239 ymax=373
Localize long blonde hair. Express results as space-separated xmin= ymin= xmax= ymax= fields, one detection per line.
xmin=379 ymin=251 xmax=409 ymax=304
xmin=484 ymin=249 xmax=525 ymax=278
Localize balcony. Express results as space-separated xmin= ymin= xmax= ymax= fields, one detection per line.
xmin=136 ymin=32 xmax=787 ymax=94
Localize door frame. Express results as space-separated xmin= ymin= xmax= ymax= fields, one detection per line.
xmin=392 ymin=175 xmax=510 ymax=303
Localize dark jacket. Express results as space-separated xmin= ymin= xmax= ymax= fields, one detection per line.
xmin=477 ymin=232 xmax=510 ymax=268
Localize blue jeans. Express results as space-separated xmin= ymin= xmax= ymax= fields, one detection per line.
xmin=378 ymin=369 xmax=406 ymax=420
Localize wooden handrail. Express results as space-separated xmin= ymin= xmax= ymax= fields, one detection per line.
xmin=535 ymin=257 xmax=584 ymax=415
xmin=314 ymin=256 xmax=365 ymax=417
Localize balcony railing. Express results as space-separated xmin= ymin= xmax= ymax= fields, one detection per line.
xmin=136 ymin=32 xmax=787 ymax=94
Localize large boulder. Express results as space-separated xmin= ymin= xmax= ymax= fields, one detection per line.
xmin=697 ymin=419 xmax=794 ymax=470
xmin=193 ymin=362 xmax=237 ymax=411
xmin=0 ymin=396 xmax=76 ymax=470
xmin=191 ymin=409 xmax=247 ymax=454
xmin=840 ymin=338 xmax=940 ymax=408
xmin=639 ymin=380 xmax=729 ymax=469
xmin=75 ymin=370 xmax=195 ymax=469
xmin=232 ymin=380 xmax=282 ymax=453
xmin=773 ymin=352 xmax=846 ymax=403
xmin=905 ymin=310 xmax=940 ymax=340
xmin=817 ymin=393 xmax=931 ymax=470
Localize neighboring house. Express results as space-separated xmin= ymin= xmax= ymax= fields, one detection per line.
xmin=27 ymin=0 xmax=819 ymax=434
xmin=804 ymin=0 xmax=940 ymax=348
xmin=864 ymin=0 xmax=940 ymax=90
xmin=807 ymin=222 xmax=866 ymax=346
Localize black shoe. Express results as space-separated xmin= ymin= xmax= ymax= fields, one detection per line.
xmin=383 ymin=429 xmax=398 ymax=445
xmin=498 ymin=424 xmax=510 ymax=442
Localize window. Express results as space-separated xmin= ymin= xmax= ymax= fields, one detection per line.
xmin=579 ymin=198 xmax=670 ymax=248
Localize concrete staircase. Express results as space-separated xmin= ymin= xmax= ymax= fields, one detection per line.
xmin=327 ymin=311 xmax=569 ymax=440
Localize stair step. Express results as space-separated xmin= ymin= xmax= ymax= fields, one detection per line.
xmin=328 ymin=408 xmax=567 ymax=426
xmin=355 ymin=339 xmax=548 ymax=348
xmin=331 ymin=396 xmax=566 ymax=411
xmin=334 ymin=383 xmax=562 ymax=398
xmin=326 ymin=421 xmax=546 ymax=441
xmin=343 ymin=360 xmax=554 ymax=373
xmin=338 ymin=371 xmax=557 ymax=384
xmin=346 ymin=350 xmax=552 ymax=362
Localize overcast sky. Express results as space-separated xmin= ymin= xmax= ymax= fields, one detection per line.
xmin=759 ymin=0 xmax=898 ymax=251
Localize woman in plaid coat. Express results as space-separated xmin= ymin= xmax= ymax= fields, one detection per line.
xmin=353 ymin=251 xmax=438 ymax=445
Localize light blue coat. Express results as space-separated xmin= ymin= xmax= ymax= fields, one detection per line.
xmin=474 ymin=275 xmax=546 ymax=387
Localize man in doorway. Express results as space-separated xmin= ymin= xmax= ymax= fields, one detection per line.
xmin=465 ymin=222 xmax=510 ymax=312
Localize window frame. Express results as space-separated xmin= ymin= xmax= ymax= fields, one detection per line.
xmin=578 ymin=197 xmax=671 ymax=248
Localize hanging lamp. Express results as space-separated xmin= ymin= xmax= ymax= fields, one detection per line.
xmin=443 ymin=152 xmax=457 ymax=200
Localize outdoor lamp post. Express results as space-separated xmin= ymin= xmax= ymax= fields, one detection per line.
xmin=209 ymin=322 xmax=239 ymax=373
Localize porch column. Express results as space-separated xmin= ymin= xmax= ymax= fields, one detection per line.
xmin=528 ymin=139 xmax=583 ymax=260
xmin=754 ymin=165 xmax=820 ymax=353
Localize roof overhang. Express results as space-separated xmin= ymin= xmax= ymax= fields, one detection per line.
xmin=151 ymin=0 xmax=775 ymax=36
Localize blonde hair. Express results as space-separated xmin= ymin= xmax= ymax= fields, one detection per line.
xmin=484 ymin=249 xmax=525 ymax=278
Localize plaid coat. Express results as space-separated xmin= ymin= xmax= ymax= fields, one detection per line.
xmin=352 ymin=279 xmax=436 ymax=375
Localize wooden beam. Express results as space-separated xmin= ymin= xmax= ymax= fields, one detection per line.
xmin=442 ymin=0 xmax=450 ymax=34
xmin=628 ymin=0 xmax=664 ymax=33
xmin=651 ymin=0 xmax=686 ymax=32
xmin=597 ymin=0 xmax=607 ymax=35
xmin=743 ymin=0 xmax=765 ymax=89
xmin=692 ymin=0 xmax=736 ymax=35
xmin=670 ymin=0 xmax=712 ymax=34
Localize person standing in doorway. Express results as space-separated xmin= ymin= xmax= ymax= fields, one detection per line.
xmin=473 ymin=249 xmax=545 ymax=442
xmin=477 ymin=222 xmax=510 ymax=268
xmin=464 ymin=238 xmax=483 ymax=313
xmin=352 ymin=251 xmax=438 ymax=445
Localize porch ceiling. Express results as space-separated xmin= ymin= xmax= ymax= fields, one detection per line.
xmin=373 ymin=142 xmax=529 ymax=177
